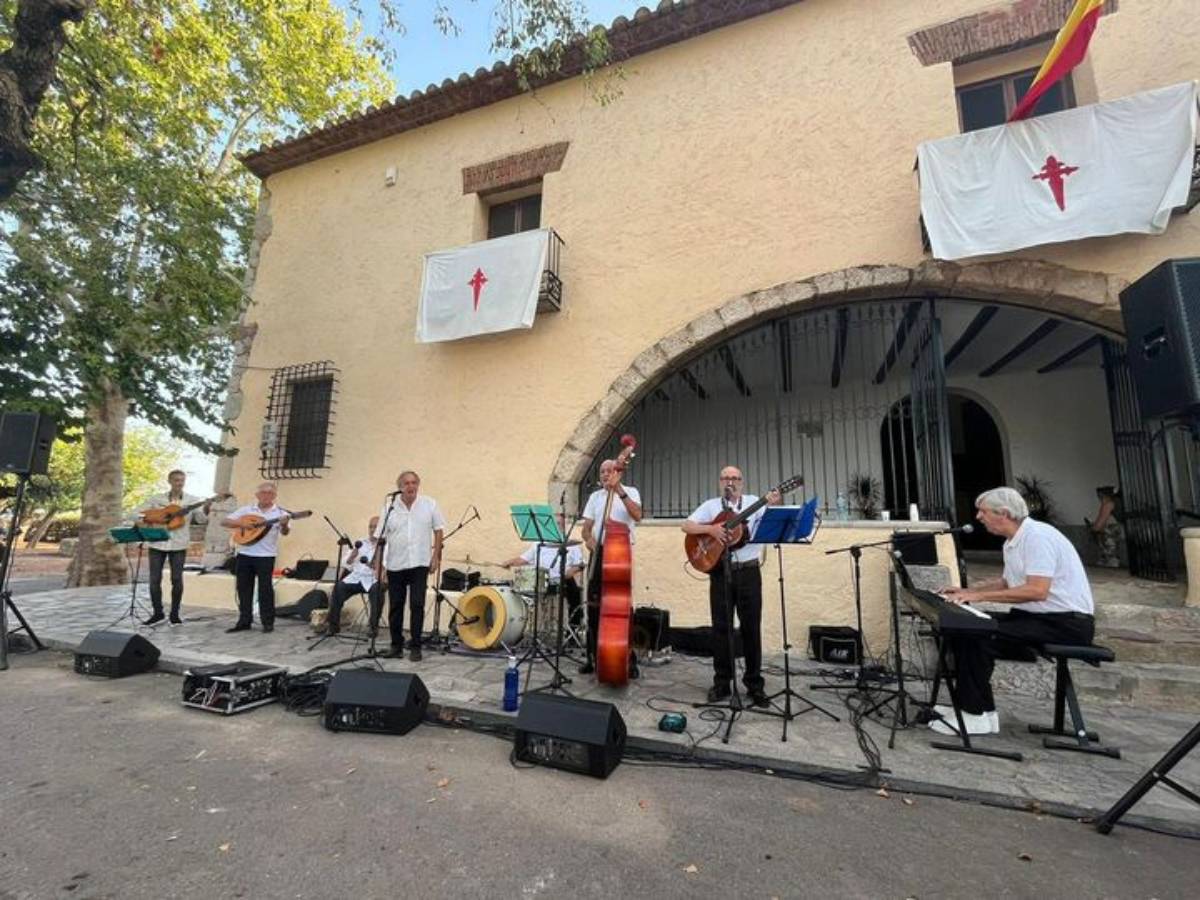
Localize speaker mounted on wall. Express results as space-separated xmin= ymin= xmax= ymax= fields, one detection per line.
xmin=0 ymin=411 xmax=57 ymax=476
xmin=1119 ymin=258 xmax=1200 ymax=421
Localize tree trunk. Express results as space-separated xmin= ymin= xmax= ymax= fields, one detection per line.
xmin=23 ymin=505 xmax=59 ymax=546
xmin=0 ymin=0 xmax=92 ymax=202
xmin=68 ymin=378 xmax=128 ymax=586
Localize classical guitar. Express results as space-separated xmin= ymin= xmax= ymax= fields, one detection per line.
xmin=683 ymin=475 xmax=804 ymax=574
xmin=593 ymin=435 xmax=638 ymax=688
xmin=229 ymin=509 xmax=313 ymax=546
xmin=139 ymin=493 xmax=232 ymax=531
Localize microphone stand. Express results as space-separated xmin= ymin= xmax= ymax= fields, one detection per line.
xmin=429 ymin=505 xmax=482 ymax=652
xmin=308 ymin=514 xmax=365 ymax=653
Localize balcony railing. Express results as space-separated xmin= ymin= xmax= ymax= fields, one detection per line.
xmin=538 ymin=229 xmax=565 ymax=313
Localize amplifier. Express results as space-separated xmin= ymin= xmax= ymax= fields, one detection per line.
xmin=808 ymin=625 xmax=861 ymax=665
xmin=182 ymin=662 xmax=288 ymax=715
xmin=633 ymin=606 xmax=670 ymax=652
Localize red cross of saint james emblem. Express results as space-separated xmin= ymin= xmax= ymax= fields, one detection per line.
xmin=468 ymin=268 xmax=488 ymax=311
xmin=1031 ymin=155 xmax=1080 ymax=212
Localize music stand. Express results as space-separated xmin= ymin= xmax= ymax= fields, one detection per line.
xmin=747 ymin=501 xmax=839 ymax=740
xmin=107 ymin=525 xmax=170 ymax=628
xmin=509 ymin=504 xmax=572 ymax=695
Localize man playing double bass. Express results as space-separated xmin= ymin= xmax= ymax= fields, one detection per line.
xmin=579 ymin=458 xmax=643 ymax=675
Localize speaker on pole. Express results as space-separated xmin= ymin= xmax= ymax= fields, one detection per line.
xmin=513 ymin=693 xmax=626 ymax=778
xmin=0 ymin=412 xmax=57 ymax=476
xmin=322 ymin=670 xmax=429 ymax=735
xmin=73 ymin=630 xmax=160 ymax=678
xmin=1118 ymin=258 xmax=1200 ymax=420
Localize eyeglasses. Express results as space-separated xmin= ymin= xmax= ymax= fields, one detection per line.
xmin=720 ymin=476 xmax=743 ymax=481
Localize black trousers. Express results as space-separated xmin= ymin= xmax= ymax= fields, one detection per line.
xmin=327 ymin=581 xmax=383 ymax=632
xmin=949 ymin=609 xmax=1095 ymax=714
xmin=148 ymin=548 xmax=186 ymax=616
xmin=386 ymin=567 xmax=428 ymax=648
xmin=709 ymin=564 xmax=764 ymax=692
xmin=234 ymin=554 xmax=275 ymax=627
xmin=545 ymin=579 xmax=584 ymax=647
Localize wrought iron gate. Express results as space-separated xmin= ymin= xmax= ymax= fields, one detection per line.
xmin=908 ymin=300 xmax=956 ymax=524
xmin=1102 ymin=338 xmax=1179 ymax=581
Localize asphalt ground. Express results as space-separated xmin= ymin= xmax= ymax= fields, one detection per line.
xmin=0 ymin=652 xmax=1196 ymax=899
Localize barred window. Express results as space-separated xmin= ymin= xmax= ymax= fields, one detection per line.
xmin=261 ymin=361 xmax=338 ymax=479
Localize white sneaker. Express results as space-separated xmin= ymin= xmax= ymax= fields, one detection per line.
xmin=988 ymin=710 xmax=1000 ymax=732
xmin=932 ymin=705 xmax=999 ymax=734
xmin=929 ymin=709 xmax=994 ymax=736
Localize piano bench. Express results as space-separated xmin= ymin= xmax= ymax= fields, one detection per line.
xmin=1028 ymin=644 xmax=1121 ymax=759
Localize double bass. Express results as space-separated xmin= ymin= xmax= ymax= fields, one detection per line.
xmin=587 ymin=435 xmax=638 ymax=687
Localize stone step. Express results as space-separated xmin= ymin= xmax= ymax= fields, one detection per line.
xmin=1074 ymin=661 xmax=1200 ymax=714
xmin=1095 ymin=603 xmax=1200 ymax=666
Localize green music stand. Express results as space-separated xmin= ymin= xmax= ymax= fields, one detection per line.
xmin=509 ymin=503 xmax=572 ymax=694
xmin=108 ymin=524 xmax=170 ymax=628
xmin=509 ymin=504 xmax=563 ymax=544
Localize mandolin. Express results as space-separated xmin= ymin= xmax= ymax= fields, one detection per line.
xmin=139 ymin=493 xmax=232 ymax=531
xmin=684 ymin=475 xmax=804 ymax=574
xmin=230 ymin=509 xmax=313 ymax=546
xmin=595 ymin=435 xmax=638 ymax=687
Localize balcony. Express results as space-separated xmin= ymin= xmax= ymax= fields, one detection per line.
xmin=538 ymin=229 xmax=565 ymax=313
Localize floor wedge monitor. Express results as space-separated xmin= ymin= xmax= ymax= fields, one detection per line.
xmin=73 ymin=630 xmax=160 ymax=678
xmin=322 ymin=670 xmax=429 ymax=735
xmin=513 ymin=693 xmax=626 ymax=778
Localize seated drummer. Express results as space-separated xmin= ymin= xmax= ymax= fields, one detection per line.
xmin=326 ymin=516 xmax=384 ymax=637
xmin=501 ymin=539 xmax=585 ymax=640
xmin=937 ymin=486 xmax=1095 ymax=737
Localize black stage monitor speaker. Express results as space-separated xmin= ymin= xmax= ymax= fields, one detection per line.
xmin=1119 ymin=258 xmax=1200 ymax=420
xmin=0 ymin=411 xmax=57 ymax=476
xmin=73 ymin=630 xmax=160 ymax=678
xmin=322 ymin=670 xmax=429 ymax=735
xmin=513 ymin=693 xmax=626 ymax=779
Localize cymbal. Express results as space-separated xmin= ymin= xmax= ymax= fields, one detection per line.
xmin=443 ymin=556 xmax=504 ymax=568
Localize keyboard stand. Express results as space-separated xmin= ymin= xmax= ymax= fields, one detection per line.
xmin=928 ymin=639 xmax=1023 ymax=763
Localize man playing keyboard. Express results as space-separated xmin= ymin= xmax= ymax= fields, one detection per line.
xmin=936 ymin=486 xmax=1095 ymax=737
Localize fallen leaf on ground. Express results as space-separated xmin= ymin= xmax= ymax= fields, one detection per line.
xmin=682 ymin=864 xmax=699 ymax=874
xmin=1017 ymin=852 xmax=1033 ymax=861
xmin=436 ymin=778 xmax=450 ymax=788
xmin=637 ymin=799 xmax=649 ymax=809
xmin=345 ymin=768 xmax=357 ymax=776
xmin=902 ymin=797 xmax=915 ymax=806
xmin=875 ymin=788 xmax=890 ymax=799
xmin=426 ymin=797 xmax=436 ymax=804
xmin=765 ymin=769 xmax=774 ymax=775
xmin=218 ymin=843 xmax=231 ymax=852
xmin=194 ymin=750 xmax=207 ymax=760
xmin=165 ymin=835 xmax=178 ymax=842
xmin=205 ymin=807 xmax=225 ymax=814
xmin=427 ymin=764 xmax=438 ymax=771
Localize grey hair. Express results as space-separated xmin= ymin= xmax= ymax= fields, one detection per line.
xmin=975 ymin=487 xmax=1028 ymax=522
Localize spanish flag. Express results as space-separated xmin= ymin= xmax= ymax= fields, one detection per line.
xmin=1008 ymin=0 xmax=1105 ymax=122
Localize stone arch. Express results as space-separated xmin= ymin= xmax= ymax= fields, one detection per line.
xmin=548 ymin=259 xmax=1128 ymax=506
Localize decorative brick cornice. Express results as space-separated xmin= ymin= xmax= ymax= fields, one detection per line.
xmin=239 ymin=0 xmax=810 ymax=179
xmin=907 ymin=0 xmax=1118 ymax=67
xmin=462 ymin=142 xmax=570 ymax=195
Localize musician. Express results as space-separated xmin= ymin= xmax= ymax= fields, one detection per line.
xmin=938 ymin=486 xmax=1095 ymax=736
xmin=502 ymin=535 xmax=586 ymax=641
xmin=375 ymin=471 xmax=445 ymax=661
xmin=220 ymin=482 xmax=292 ymax=633
xmin=325 ymin=516 xmax=384 ymax=637
xmin=131 ymin=470 xmax=211 ymax=626
xmin=682 ymin=466 xmax=780 ymax=706
xmin=579 ymin=458 xmax=643 ymax=674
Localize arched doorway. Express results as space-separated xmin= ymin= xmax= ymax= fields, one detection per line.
xmin=947 ymin=393 xmax=1006 ymax=551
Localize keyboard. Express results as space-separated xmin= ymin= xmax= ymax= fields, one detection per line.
xmin=892 ymin=562 xmax=997 ymax=637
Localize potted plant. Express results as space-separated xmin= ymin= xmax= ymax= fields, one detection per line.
xmin=847 ymin=473 xmax=882 ymax=520
xmin=1015 ymin=475 xmax=1057 ymax=523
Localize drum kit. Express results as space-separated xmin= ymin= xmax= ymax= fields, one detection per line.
xmin=441 ymin=547 xmax=584 ymax=654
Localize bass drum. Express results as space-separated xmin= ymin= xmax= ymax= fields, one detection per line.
xmin=456 ymin=585 xmax=526 ymax=650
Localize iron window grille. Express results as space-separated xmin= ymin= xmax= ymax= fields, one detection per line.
xmin=260 ymin=360 xmax=339 ymax=480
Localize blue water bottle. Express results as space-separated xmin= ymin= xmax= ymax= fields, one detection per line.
xmin=503 ymin=655 xmax=520 ymax=712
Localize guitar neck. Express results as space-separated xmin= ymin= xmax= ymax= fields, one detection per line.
xmin=725 ymin=494 xmax=771 ymax=529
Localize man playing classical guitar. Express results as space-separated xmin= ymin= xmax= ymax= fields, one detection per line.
xmin=682 ymin=466 xmax=780 ymax=706
xmin=579 ymin=457 xmax=643 ymax=675
xmin=221 ymin=482 xmax=293 ymax=633
xmin=131 ymin=470 xmax=214 ymax=626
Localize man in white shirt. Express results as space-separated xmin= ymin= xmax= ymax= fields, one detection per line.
xmin=325 ymin=516 xmax=382 ymax=637
xmin=374 ymin=471 xmax=445 ymax=661
xmin=578 ymin=458 xmax=643 ymax=674
xmin=682 ymin=465 xmax=780 ymax=706
xmin=939 ymin=486 xmax=1096 ymax=737
xmin=220 ymin=482 xmax=293 ymax=633
xmin=132 ymin=470 xmax=211 ymax=626
xmin=502 ymin=536 xmax=585 ymax=643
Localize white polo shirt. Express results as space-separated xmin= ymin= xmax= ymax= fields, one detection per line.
xmin=688 ymin=494 xmax=766 ymax=566
xmin=375 ymin=495 xmax=445 ymax=571
xmin=229 ymin=503 xmax=287 ymax=558
xmin=520 ymin=543 xmax=584 ymax=583
xmin=582 ymin=487 xmax=642 ymax=544
xmin=1003 ymin=518 xmax=1094 ymax=615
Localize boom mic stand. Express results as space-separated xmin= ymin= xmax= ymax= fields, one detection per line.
xmin=1 ymin=474 xmax=45 ymax=671
xmin=308 ymin=515 xmax=366 ymax=653
xmin=428 ymin=505 xmax=482 ymax=651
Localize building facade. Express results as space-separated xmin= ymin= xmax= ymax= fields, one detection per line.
xmin=196 ymin=0 xmax=1200 ymax=644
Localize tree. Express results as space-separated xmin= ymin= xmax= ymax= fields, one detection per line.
xmin=0 ymin=0 xmax=91 ymax=201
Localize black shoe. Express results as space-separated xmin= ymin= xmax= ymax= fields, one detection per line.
xmin=706 ymin=685 xmax=732 ymax=703
xmin=383 ymin=646 xmax=405 ymax=658
xmin=578 ymin=661 xmax=595 ymax=675
xmin=262 ymin=624 xmax=274 ymax=633
xmin=225 ymin=623 xmax=251 ymax=633
xmin=144 ymin=612 xmax=166 ymax=626
xmin=325 ymin=625 xmax=340 ymax=637
xmin=408 ymin=647 xmax=423 ymax=662
xmin=748 ymin=689 xmax=770 ymax=708
xmin=168 ymin=617 xmax=183 ymax=627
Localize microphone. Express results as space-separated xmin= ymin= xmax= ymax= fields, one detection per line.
xmin=935 ymin=524 xmax=974 ymax=536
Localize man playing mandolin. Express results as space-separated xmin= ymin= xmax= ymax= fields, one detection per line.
xmin=131 ymin=470 xmax=216 ymax=626
xmin=221 ymin=482 xmax=294 ymax=633
xmin=682 ymin=466 xmax=781 ymax=706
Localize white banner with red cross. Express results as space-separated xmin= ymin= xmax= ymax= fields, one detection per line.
xmin=917 ymin=81 xmax=1198 ymax=261
xmin=415 ymin=229 xmax=550 ymax=343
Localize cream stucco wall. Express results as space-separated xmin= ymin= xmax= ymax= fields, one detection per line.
xmin=212 ymin=0 xmax=1200 ymax=645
